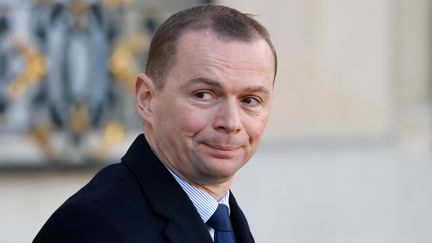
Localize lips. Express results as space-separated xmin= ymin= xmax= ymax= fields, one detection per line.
xmin=204 ymin=143 xmax=241 ymax=151
xmin=200 ymin=142 xmax=242 ymax=159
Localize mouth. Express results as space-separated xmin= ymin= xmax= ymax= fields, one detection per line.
xmin=204 ymin=143 xmax=241 ymax=151
xmin=200 ymin=142 xmax=242 ymax=159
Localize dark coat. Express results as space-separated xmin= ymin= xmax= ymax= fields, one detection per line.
xmin=33 ymin=134 xmax=255 ymax=243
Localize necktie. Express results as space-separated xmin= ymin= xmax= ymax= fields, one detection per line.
xmin=207 ymin=204 xmax=237 ymax=243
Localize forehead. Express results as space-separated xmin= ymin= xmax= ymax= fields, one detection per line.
xmin=177 ymin=30 xmax=273 ymax=62
xmin=170 ymin=30 xmax=275 ymax=86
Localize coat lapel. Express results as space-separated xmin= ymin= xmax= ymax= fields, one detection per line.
xmin=121 ymin=134 xmax=213 ymax=243
xmin=229 ymin=192 xmax=255 ymax=243
xmin=164 ymin=201 xmax=213 ymax=243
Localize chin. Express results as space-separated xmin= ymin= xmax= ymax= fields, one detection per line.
xmin=200 ymin=159 xmax=243 ymax=180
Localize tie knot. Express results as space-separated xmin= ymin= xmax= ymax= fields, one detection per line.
xmin=207 ymin=204 xmax=232 ymax=232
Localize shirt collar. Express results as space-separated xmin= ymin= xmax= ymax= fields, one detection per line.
xmin=166 ymin=167 xmax=230 ymax=223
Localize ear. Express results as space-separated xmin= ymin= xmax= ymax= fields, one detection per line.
xmin=135 ymin=73 xmax=155 ymax=125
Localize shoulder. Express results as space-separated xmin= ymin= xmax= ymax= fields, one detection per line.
xmin=34 ymin=201 xmax=125 ymax=243
xmin=68 ymin=163 xmax=132 ymax=204
xmin=34 ymin=163 xmax=160 ymax=242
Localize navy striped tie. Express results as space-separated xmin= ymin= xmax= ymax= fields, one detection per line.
xmin=207 ymin=204 xmax=237 ymax=243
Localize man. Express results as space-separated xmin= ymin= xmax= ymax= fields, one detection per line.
xmin=34 ymin=4 xmax=277 ymax=243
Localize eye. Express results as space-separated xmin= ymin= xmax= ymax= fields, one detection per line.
xmin=241 ymin=96 xmax=261 ymax=106
xmin=193 ymin=91 xmax=214 ymax=101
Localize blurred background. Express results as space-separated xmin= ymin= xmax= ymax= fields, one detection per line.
xmin=0 ymin=0 xmax=431 ymax=242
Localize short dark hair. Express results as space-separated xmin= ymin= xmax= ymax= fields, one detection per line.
xmin=145 ymin=4 xmax=277 ymax=89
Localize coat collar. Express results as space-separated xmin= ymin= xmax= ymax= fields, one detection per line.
xmin=121 ymin=134 xmax=213 ymax=243
xmin=229 ymin=193 xmax=255 ymax=243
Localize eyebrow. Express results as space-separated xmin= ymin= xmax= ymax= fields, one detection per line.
xmin=243 ymin=85 xmax=271 ymax=95
xmin=181 ymin=77 xmax=222 ymax=90
xmin=181 ymin=77 xmax=271 ymax=95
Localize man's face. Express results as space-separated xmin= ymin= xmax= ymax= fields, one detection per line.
xmin=142 ymin=30 xmax=275 ymax=186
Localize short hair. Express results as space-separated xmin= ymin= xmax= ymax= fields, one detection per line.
xmin=145 ymin=4 xmax=277 ymax=89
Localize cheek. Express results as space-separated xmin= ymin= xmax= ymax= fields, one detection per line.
xmin=173 ymin=105 xmax=211 ymax=137
xmin=243 ymin=113 xmax=269 ymax=142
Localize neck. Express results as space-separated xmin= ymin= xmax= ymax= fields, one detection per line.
xmin=191 ymin=178 xmax=233 ymax=201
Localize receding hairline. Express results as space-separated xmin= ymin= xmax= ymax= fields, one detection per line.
xmin=145 ymin=5 xmax=278 ymax=88
xmin=149 ymin=27 xmax=276 ymax=82
xmin=176 ymin=27 xmax=276 ymax=71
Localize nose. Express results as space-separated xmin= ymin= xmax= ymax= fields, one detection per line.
xmin=213 ymin=99 xmax=242 ymax=133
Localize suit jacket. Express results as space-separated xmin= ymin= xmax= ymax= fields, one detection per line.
xmin=34 ymin=134 xmax=255 ymax=243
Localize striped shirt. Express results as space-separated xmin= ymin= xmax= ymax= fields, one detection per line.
xmin=166 ymin=168 xmax=230 ymax=239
